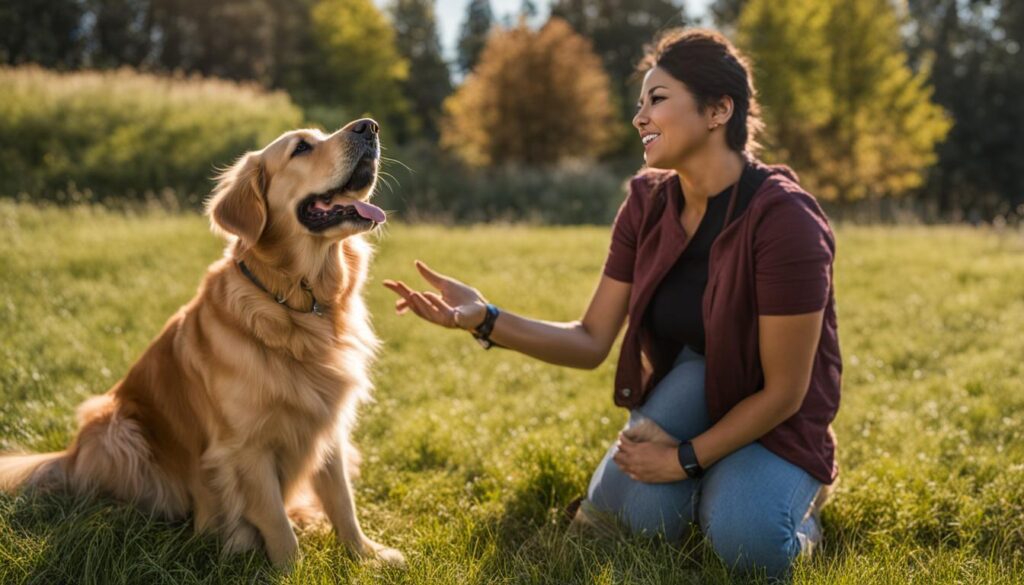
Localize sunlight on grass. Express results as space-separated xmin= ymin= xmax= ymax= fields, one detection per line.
xmin=1 ymin=203 xmax=1023 ymax=584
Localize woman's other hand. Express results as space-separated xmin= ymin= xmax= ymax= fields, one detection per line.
xmin=382 ymin=261 xmax=487 ymax=330
xmin=613 ymin=433 xmax=688 ymax=483
xmin=621 ymin=417 xmax=679 ymax=445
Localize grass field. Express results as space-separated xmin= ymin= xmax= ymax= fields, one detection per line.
xmin=1 ymin=202 xmax=1023 ymax=584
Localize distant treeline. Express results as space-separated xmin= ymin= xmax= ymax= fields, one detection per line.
xmin=0 ymin=0 xmax=1021 ymax=222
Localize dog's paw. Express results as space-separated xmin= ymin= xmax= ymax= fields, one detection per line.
xmin=372 ymin=545 xmax=406 ymax=567
xmin=354 ymin=539 xmax=406 ymax=567
xmin=221 ymin=521 xmax=262 ymax=557
xmin=265 ymin=535 xmax=301 ymax=570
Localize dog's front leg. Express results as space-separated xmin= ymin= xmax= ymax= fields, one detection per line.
xmin=237 ymin=451 xmax=300 ymax=567
xmin=312 ymin=440 xmax=405 ymax=565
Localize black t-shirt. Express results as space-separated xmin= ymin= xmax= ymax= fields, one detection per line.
xmin=645 ymin=163 xmax=766 ymax=353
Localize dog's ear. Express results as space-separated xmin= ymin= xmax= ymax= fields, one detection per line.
xmin=207 ymin=153 xmax=267 ymax=248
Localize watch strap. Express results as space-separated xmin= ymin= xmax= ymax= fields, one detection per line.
xmin=472 ymin=304 xmax=500 ymax=349
xmin=677 ymin=440 xmax=704 ymax=479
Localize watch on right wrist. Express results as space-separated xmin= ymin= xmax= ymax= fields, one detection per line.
xmin=471 ymin=303 xmax=500 ymax=349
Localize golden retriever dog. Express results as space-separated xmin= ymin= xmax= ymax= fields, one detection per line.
xmin=0 ymin=118 xmax=403 ymax=567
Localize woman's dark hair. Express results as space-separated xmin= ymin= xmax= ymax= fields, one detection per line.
xmin=638 ymin=29 xmax=763 ymax=154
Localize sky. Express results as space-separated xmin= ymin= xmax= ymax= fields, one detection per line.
xmin=377 ymin=0 xmax=715 ymax=62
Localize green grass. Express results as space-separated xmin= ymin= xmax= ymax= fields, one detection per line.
xmin=1 ymin=201 xmax=1023 ymax=584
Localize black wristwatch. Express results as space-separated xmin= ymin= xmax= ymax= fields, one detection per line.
xmin=472 ymin=303 xmax=500 ymax=349
xmin=677 ymin=441 xmax=704 ymax=479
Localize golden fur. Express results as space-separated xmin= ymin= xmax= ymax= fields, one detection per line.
xmin=0 ymin=119 xmax=403 ymax=567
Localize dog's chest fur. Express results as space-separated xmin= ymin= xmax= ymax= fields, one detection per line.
xmin=198 ymin=241 xmax=377 ymax=459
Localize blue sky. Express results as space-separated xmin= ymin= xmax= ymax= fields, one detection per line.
xmin=375 ymin=0 xmax=714 ymax=61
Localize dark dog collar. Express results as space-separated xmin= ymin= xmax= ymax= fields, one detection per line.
xmin=237 ymin=260 xmax=323 ymax=317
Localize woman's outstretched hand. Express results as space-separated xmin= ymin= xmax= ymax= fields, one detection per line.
xmin=382 ymin=261 xmax=488 ymax=330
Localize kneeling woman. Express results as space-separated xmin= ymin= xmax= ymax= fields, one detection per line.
xmin=384 ymin=29 xmax=841 ymax=578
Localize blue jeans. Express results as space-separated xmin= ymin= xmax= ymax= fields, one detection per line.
xmin=587 ymin=346 xmax=822 ymax=578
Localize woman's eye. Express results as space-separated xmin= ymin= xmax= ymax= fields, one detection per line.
xmin=651 ymin=96 xmax=665 ymax=104
xmin=292 ymin=140 xmax=312 ymax=157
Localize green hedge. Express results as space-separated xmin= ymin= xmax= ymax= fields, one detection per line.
xmin=375 ymin=141 xmax=636 ymax=225
xmin=0 ymin=67 xmax=303 ymax=205
xmin=0 ymin=66 xmax=636 ymax=223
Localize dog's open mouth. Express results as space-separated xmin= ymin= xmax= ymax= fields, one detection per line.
xmin=297 ymin=158 xmax=386 ymax=232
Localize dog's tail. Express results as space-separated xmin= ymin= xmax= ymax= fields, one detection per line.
xmin=0 ymin=451 xmax=67 ymax=493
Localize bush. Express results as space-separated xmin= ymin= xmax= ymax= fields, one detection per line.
xmin=440 ymin=18 xmax=616 ymax=168
xmin=376 ymin=140 xmax=631 ymax=225
xmin=0 ymin=66 xmax=303 ymax=205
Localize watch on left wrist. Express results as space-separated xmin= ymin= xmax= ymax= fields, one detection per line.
xmin=676 ymin=440 xmax=704 ymax=479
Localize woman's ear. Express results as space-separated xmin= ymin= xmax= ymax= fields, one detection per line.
xmin=207 ymin=153 xmax=267 ymax=248
xmin=711 ymin=95 xmax=735 ymax=127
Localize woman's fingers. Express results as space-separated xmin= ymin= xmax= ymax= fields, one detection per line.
xmin=395 ymin=298 xmax=409 ymax=314
xmin=422 ymin=292 xmax=457 ymax=327
xmin=415 ymin=261 xmax=450 ymax=290
xmin=422 ymin=291 xmax=450 ymax=309
xmin=383 ymin=279 xmax=414 ymax=299
xmin=401 ymin=292 xmax=429 ymax=320
xmin=383 ymin=275 xmax=456 ymax=327
xmin=407 ymin=292 xmax=435 ymax=319
xmin=410 ymin=291 xmax=452 ymax=326
xmin=385 ymin=280 xmax=430 ymax=318
xmin=385 ymin=281 xmax=435 ymax=323
xmin=614 ymin=434 xmax=637 ymax=471
xmin=422 ymin=292 xmax=455 ymax=319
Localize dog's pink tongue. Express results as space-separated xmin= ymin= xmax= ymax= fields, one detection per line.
xmin=352 ymin=200 xmax=386 ymax=224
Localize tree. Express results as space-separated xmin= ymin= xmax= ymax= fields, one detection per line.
xmin=87 ymin=0 xmax=153 ymax=68
xmin=709 ymin=0 xmax=749 ymax=30
xmin=0 ymin=0 xmax=86 ymax=68
xmin=390 ymin=0 xmax=452 ymax=138
xmin=549 ymin=0 xmax=688 ymax=155
xmin=903 ymin=0 xmax=1024 ymax=218
xmin=441 ymin=18 xmax=616 ymax=167
xmin=737 ymin=0 xmax=950 ymax=201
xmin=265 ymin=0 xmax=319 ymax=96
xmin=195 ymin=0 xmax=277 ymax=82
xmin=550 ymin=0 xmax=687 ymax=90
xmin=144 ymin=0 xmax=281 ymax=82
xmin=305 ymin=0 xmax=412 ymax=134
xmin=457 ymin=0 xmax=493 ymax=74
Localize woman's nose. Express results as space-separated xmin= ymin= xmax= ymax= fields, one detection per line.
xmin=633 ymin=112 xmax=647 ymax=131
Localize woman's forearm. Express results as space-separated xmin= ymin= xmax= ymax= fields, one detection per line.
xmin=479 ymin=276 xmax=631 ymax=369
xmin=691 ymin=311 xmax=822 ymax=470
xmin=690 ymin=387 xmax=800 ymax=469
xmin=485 ymin=310 xmax=609 ymax=369
xmin=384 ymin=264 xmax=631 ymax=371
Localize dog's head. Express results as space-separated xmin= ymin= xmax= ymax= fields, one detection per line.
xmin=206 ymin=118 xmax=385 ymax=249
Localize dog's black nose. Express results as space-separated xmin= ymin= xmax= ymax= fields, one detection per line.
xmin=349 ymin=118 xmax=379 ymax=137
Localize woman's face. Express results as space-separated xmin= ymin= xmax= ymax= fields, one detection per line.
xmin=632 ymin=66 xmax=714 ymax=169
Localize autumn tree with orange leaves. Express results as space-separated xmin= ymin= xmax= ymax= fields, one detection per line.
xmin=441 ymin=18 xmax=616 ymax=168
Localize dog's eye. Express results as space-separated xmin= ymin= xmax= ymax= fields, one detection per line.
xmin=292 ymin=140 xmax=312 ymax=157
